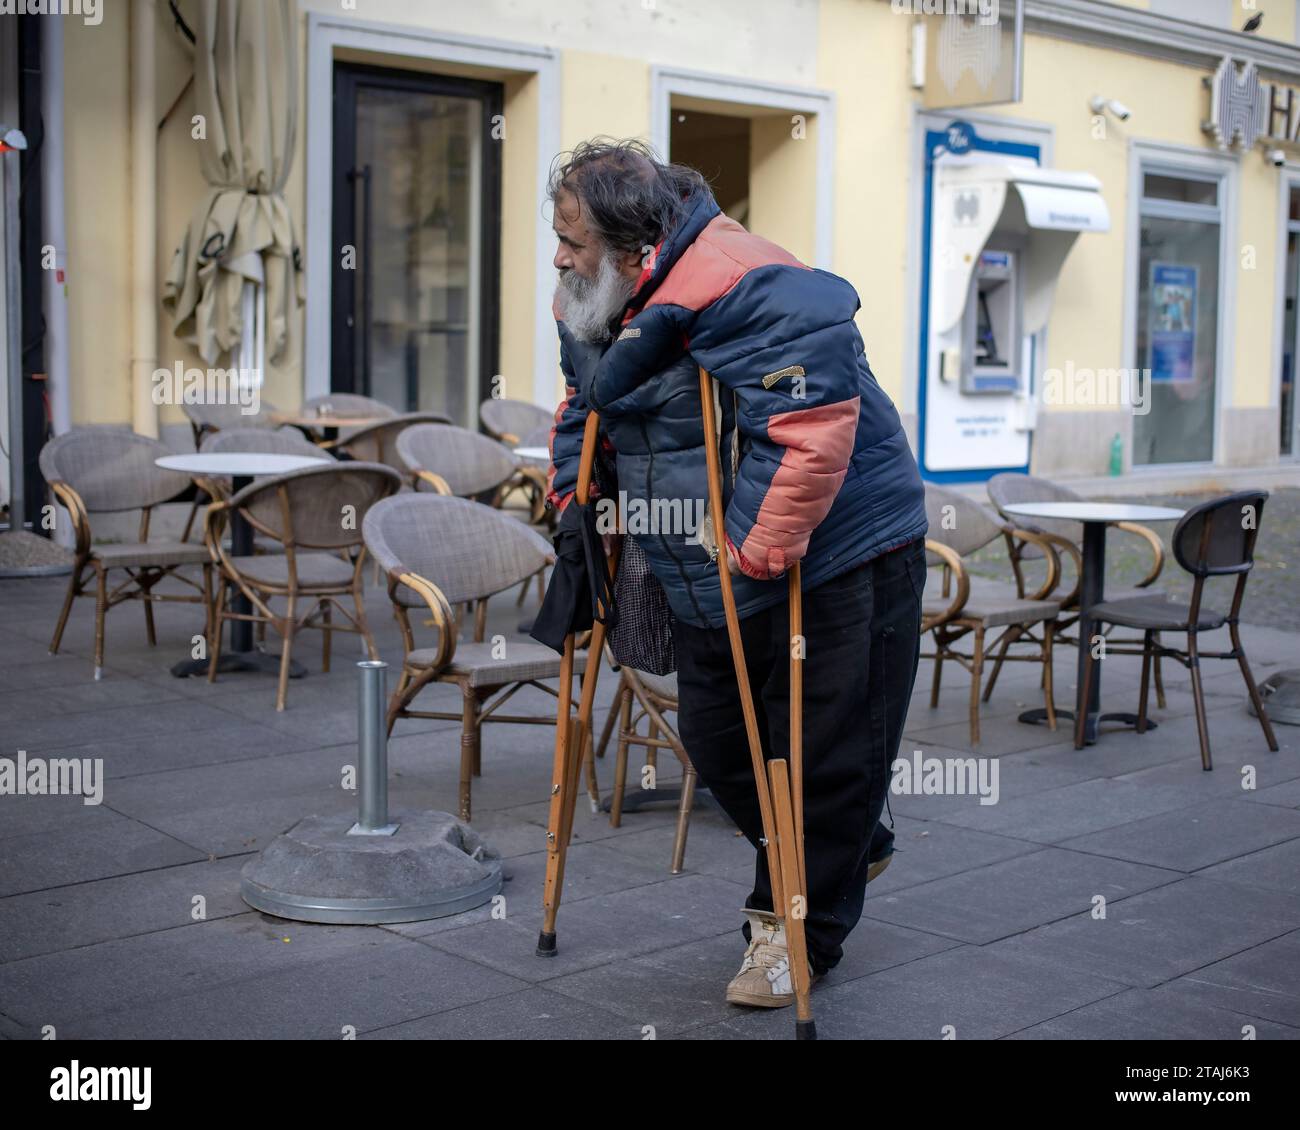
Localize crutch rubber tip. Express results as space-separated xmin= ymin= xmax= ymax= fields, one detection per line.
xmin=796 ymin=1019 xmax=817 ymax=1041
xmin=536 ymin=930 xmax=558 ymax=957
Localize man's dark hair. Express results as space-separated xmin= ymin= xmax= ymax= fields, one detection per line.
xmin=547 ymin=137 xmax=707 ymax=254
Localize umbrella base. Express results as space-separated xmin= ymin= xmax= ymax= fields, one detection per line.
xmin=240 ymin=810 xmax=502 ymax=925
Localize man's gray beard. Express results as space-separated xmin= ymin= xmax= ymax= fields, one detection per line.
xmin=555 ymin=252 xmax=636 ymax=343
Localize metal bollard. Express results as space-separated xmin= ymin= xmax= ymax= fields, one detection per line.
xmin=350 ymin=660 xmax=398 ymax=836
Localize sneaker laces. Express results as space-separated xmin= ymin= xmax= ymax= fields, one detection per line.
xmin=738 ymin=936 xmax=789 ymax=984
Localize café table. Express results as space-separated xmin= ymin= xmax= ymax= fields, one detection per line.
xmin=1001 ymin=500 xmax=1185 ymax=745
xmin=156 ymin=452 xmax=330 ymax=679
xmin=270 ymin=412 xmax=382 ymax=446
xmin=512 ymin=445 xmax=550 ymax=465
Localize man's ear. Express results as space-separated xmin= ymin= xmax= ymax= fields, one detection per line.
xmin=618 ymin=247 xmax=646 ymax=277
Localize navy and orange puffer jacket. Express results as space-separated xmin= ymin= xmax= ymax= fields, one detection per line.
xmin=548 ymin=184 xmax=927 ymax=631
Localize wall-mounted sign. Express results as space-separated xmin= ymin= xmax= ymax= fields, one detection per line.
xmin=1148 ymin=262 xmax=1198 ymax=384
xmin=1204 ymin=54 xmax=1300 ymax=151
xmin=919 ymin=0 xmax=1024 ymax=110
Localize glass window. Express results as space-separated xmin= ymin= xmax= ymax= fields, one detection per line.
xmin=1282 ymin=191 xmax=1299 ymax=457
xmin=1133 ymin=176 xmax=1222 ymax=466
xmin=1143 ymin=173 xmax=1218 ymax=207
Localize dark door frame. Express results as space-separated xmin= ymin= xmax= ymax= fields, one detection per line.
xmin=330 ymin=62 xmax=502 ymax=416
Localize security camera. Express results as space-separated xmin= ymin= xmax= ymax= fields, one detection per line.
xmin=1089 ymin=96 xmax=1131 ymax=122
xmin=1267 ymin=148 xmax=1287 ymax=167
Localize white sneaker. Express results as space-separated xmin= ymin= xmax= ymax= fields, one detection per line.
xmin=725 ymin=907 xmax=823 ymax=1008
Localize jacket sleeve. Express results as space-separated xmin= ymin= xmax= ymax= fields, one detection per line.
xmin=691 ymin=267 xmax=863 ymax=580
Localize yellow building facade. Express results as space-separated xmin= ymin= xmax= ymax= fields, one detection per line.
xmin=7 ymin=0 xmax=1300 ymax=510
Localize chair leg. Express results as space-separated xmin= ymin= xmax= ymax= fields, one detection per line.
xmin=594 ymin=682 xmax=622 ymax=760
xmin=515 ymin=577 xmax=530 ymax=607
xmin=93 ymin=563 xmax=108 ymax=680
xmin=1137 ymin=630 xmax=1153 ymax=734
xmin=142 ymin=572 xmax=157 ymax=647
xmin=1230 ymin=621 xmax=1279 ymax=753
xmin=320 ymin=600 xmax=333 ymax=673
xmin=201 ymin=564 xmax=214 ymax=650
xmin=671 ymin=765 xmax=697 ymax=875
xmin=208 ymin=582 xmax=227 ymax=682
xmin=1152 ymin=632 xmax=1167 ymax=710
xmin=968 ymin=626 xmax=984 ymax=749
xmin=1186 ymin=629 xmax=1213 ymax=771
xmin=276 ymin=597 xmax=297 ymax=712
xmin=49 ymin=560 xmax=83 ymax=655
xmin=929 ymin=640 xmax=944 ymax=708
xmin=610 ymin=686 xmax=632 ymax=828
xmin=1042 ymin=621 xmax=1057 ymax=731
xmin=353 ymin=586 xmax=380 ymax=661
xmin=460 ymin=686 xmax=479 ymax=822
xmin=982 ymin=626 xmax=1020 ymax=703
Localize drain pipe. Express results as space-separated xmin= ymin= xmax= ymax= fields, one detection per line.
xmin=130 ymin=0 xmax=158 ymax=437
xmin=41 ymin=17 xmax=70 ymax=442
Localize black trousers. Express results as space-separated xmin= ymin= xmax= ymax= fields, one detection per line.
xmin=674 ymin=537 xmax=926 ymax=974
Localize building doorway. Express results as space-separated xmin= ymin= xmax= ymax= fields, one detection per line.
xmin=331 ymin=64 xmax=501 ymax=425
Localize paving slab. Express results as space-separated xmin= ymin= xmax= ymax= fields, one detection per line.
xmin=0 ymin=808 xmax=204 ymax=898
xmin=1059 ymin=797 xmax=1300 ymax=872
xmin=1161 ymin=930 xmax=1300 ymax=1029
xmin=988 ymin=877 xmax=1300 ymax=989
xmin=1004 ymin=984 xmax=1300 ymax=1039
xmin=861 ymin=846 xmax=1181 ymax=944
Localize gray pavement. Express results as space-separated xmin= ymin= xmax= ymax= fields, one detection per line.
xmin=0 ymin=551 xmax=1297 ymax=1040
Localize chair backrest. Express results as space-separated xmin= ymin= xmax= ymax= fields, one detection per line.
xmin=183 ymin=399 xmax=280 ymax=435
xmin=201 ymin=427 xmax=329 ymax=460
xmin=39 ymin=430 xmax=190 ymax=513
xmin=923 ymin=483 xmax=1005 ymax=558
xmin=363 ymin=493 xmax=553 ymax=605
xmin=480 ymin=397 xmax=553 ymax=444
xmin=1172 ymin=491 xmax=1267 ymax=577
xmin=227 ymin=462 xmax=401 ymax=550
xmin=301 ymin=393 xmax=397 ymax=420
xmin=396 ymin=424 xmax=518 ymax=496
xmin=337 ymin=412 xmax=453 ymax=471
xmin=986 ymin=472 xmax=1085 ymax=545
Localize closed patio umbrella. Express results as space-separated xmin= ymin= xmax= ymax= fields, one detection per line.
xmin=163 ymin=0 xmax=302 ymax=381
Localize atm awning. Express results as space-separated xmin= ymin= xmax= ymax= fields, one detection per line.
xmin=932 ymin=160 xmax=1111 ymax=335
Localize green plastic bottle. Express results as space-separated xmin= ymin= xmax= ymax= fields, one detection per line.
xmin=1109 ymin=433 xmax=1123 ymax=477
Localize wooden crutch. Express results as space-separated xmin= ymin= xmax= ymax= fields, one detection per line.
xmin=538 ymin=412 xmax=620 ymax=957
xmin=699 ymin=366 xmax=815 ymax=1040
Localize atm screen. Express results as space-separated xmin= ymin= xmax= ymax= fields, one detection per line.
xmin=976 ymin=291 xmax=1005 ymax=367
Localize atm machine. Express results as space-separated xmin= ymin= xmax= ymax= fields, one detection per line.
xmin=923 ymin=151 xmax=1110 ymax=479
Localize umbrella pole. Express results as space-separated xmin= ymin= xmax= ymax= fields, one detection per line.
xmin=539 ymin=413 xmax=616 ymax=956
xmin=699 ymin=367 xmax=815 ymax=1040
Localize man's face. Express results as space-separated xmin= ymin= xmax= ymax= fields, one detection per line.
xmin=552 ymin=188 xmax=642 ymax=342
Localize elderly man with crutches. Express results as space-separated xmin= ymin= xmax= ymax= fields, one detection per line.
xmin=538 ymin=139 xmax=928 ymax=1032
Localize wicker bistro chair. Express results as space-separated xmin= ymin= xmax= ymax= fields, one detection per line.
xmin=987 ymin=471 xmax=1169 ymax=708
xmin=40 ymin=430 xmax=213 ymax=680
xmin=922 ymin=485 xmax=1063 ymax=747
xmin=397 ymin=423 xmax=522 ymax=500
xmin=479 ymin=397 xmax=553 ymax=446
xmin=204 ymin=462 xmax=401 ymax=711
xmin=593 ymin=660 xmax=698 ymax=874
xmin=1077 ymin=491 xmax=1279 ymax=769
xmin=397 ymin=423 xmax=551 ymax=602
xmin=334 ymin=412 xmax=453 ymax=473
xmin=363 ymin=494 xmax=588 ymax=822
xmin=183 ymin=398 xmax=281 ymax=448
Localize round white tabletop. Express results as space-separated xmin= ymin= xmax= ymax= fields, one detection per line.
xmin=1002 ymin=501 xmax=1185 ymax=523
xmin=513 ymin=446 xmax=551 ymax=463
xmin=156 ymin=452 xmax=330 ymax=477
